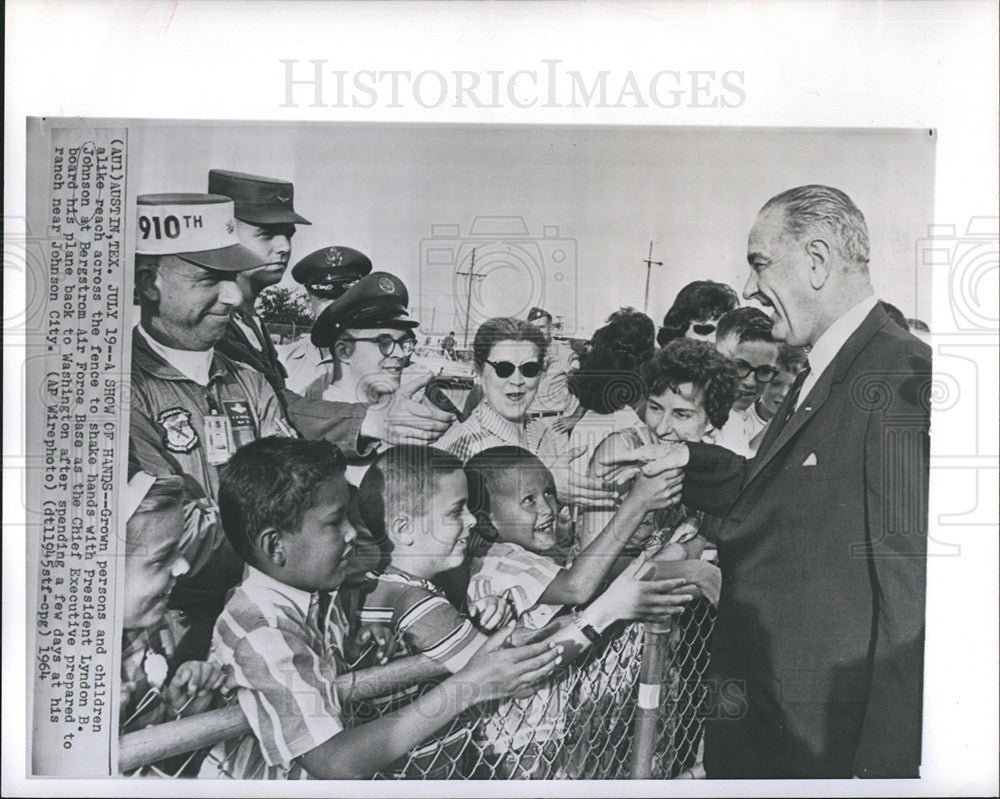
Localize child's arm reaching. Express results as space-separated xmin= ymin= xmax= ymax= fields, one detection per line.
xmin=297 ymin=628 xmax=562 ymax=779
xmin=538 ymin=467 xmax=683 ymax=607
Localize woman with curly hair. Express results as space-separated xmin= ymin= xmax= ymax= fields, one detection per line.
xmin=656 ymin=280 xmax=739 ymax=348
xmin=578 ymin=337 xmax=738 ymax=550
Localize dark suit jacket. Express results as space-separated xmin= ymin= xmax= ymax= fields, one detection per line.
xmin=683 ymin=303 xmax=931 ymax=778
xmin=217 ymin=311 xmax=372 ymax=458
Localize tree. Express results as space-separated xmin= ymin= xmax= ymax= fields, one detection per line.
xmin=255 ymin=286 xmax=314 ymax=327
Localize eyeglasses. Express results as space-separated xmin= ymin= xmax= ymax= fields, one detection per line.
xmin=734 ymin=359 xmax=778 ymax=383
xmin=689 ymin=321 xmax=717 ymax=336
xmin=340 ymin=334 xmax=416 ymax=357
xmin=484 ymin=359 xmax=543 ymax=379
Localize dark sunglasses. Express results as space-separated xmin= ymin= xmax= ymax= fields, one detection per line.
xmin=340 ymin=333 xmax=416 ymax=357
xmin=484 ymin=358 xmax=543 ymax=379
xmin=734 ymin=359 xmax=778 ymax=383
xmin=689 ymin=321 xmax=717 ymax=336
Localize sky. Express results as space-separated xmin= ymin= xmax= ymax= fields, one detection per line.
xmin=127 ymin=121 xmax=936 ymax=339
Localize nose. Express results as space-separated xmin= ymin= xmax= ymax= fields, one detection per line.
xmin=271 ymin=235 xmax=292 ymax=257
xmin=654 ymin=417 xmax=675 ymax=440
xmin=218 ymin=278 xmax=244 ymax=308
xmin=462 ymin=506 xmax=476 ymax=531
xmin=742 ymin=271 xmax=758 ymax=300
xmin=342 ymin=520 xmax=358 ymax=546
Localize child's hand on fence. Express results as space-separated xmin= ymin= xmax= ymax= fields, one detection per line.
xmin=469 ymin=594 xmax=514 ymax=632
xmin=459 ymin=624 xmax=563 ymax=704
xmin=346 ymin=623 xmax=397 ymax=666
xmin=165 ymin=660 xmax=226 ymax=717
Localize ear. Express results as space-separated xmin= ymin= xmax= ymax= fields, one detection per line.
xmin=135 ymin=263 xmax=161 ymax=304
xmin=389 ymin=516 xmax=413 ymax=547
xmin=258 ymin=527 xmax=286 ymax=567
xmin=805 ymin=237 xmax=832 ymax=290
xmin=334 ymin=340 xmax=355 ymax=362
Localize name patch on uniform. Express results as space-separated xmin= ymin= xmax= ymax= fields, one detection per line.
xmin=157 ymin=407 xmax=200 ymax=453
xmin=222 ymin=400 xmax=254 ymax=429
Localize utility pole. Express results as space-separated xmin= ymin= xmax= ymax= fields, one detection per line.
xmin=456 ymin=247 xmax=484 ymax=349
xmin=642 ymin=240 xmax=663 ymax=314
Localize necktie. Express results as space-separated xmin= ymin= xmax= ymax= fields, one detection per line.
xmin=773 ymin=362 xmax=811 ymax=435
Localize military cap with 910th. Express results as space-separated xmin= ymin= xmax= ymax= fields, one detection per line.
xmin=135 ymin=194 xmax=266 ymax=272
xmin=208 ymin=169 xmax=311 ymax=226
xmin=311 ymin=271 xmax=419 ymax=347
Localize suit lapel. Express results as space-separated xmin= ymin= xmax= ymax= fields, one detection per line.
xmin=746 ymin=305 xmax=891 ymax=485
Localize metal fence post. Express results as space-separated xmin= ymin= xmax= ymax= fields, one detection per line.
xmin=628 ymin=619 xmax=672 ymax=779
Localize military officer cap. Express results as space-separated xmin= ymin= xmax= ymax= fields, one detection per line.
xmin=208 ymin=169 xmax=311 ymax=226
xmin=311 ymin=272 xmax=419 ymax=347
xmin=291 ymin=245 xmax=373 ymax=300
xmin=527 ymin=306 xmax=553 ymax=322
xmin=135 ymin=194 xmax=266 ymax=272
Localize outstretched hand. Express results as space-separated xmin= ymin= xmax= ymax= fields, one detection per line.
xmin=361 ymin=373 xmax=455 ymax=445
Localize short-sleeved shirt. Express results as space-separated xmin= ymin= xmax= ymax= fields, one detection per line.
xmin=466 ymin=542 xmax=569 ymax=752
xmin=437 ymin=402 xmax=567 ymax=465
xmin=201 ymin=567 xmax=348 ymax=780
xmin=361 ymin=569 xmax=485 ymax=673
xmin=467 ymin=541 xmax=564 ymax=631
xmin=714 ymin=403 xmax=768 ymax=458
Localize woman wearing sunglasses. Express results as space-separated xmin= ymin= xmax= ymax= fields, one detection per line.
xmin=655 ymin=280 xmax=740 ymax=348
xmin=437 ymin=317 xmax=568 ymax=465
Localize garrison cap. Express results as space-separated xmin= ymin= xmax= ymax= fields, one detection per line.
xmin=135 ymin=193 xmax=266 ymax=272
xmin=527 ymin=307 xmax=553 ymax=322
xmin=291 ymin=245 xmax=373 ymax=300
xmin=207 ymin=169 xmax=311 ymax=226
xmin=311 ymin=272 xmax=419 ymax=347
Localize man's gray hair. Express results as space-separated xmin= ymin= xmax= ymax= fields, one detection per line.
xmin=762 ymin=185 xmax=870 ymax=267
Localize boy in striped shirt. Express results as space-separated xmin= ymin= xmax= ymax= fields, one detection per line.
xmin=200 ymin=437 xmax=563 ymax=780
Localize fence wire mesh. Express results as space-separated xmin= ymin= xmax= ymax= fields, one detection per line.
xmin=124 ymin=598 xmax=716 ymax=780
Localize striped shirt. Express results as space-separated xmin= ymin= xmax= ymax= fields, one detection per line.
xmin=201 ymin=567 xmax=348 ymax=780
xmin=357 ymin=569 xmax=485 ymax=778
xmin=467 ymin=542 xmax=569 ymax=752
xmin=467 ymin=541 xmax=563 ymax=631
xmin=436 ymin=401 xmax=567 ymax=465
xmin=361 ymin=569 xmax=485 ymax=673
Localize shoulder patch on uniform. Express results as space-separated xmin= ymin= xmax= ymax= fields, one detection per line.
xmin=156 ymin=407 xmax=200 ymax=453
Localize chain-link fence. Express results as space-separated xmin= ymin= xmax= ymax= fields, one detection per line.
xmin=119 ymin=598 xmax=715 ymax=780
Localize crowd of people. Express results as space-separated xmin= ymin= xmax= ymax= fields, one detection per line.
xmin=122 ymin=175 xmax=931 ymax=780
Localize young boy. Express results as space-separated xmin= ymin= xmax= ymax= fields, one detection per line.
xmin=120 ymin=470 xmax=226 ymax=773
xmin=713 ymin=307 xmax=780 ymax=456
xmin=200 ymin=436 xmax=563 ymax=780
xmin=749 ymin=343 xmax=810 ymax=449
xmin=463 ymin=445 xmax=696 ymax=777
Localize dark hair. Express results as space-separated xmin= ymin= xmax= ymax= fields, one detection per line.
xmin=218 ymin=437 xmax=346 ymax=564
xmin=776 ymin=343 xmax=810 ymax=373
xmin=472 ymin=317 xmax=548 ymax=371
xmin=357 ymin=445 xmax=465 ymax=542
xmin=715 ymin=306 xmax=775 ymax=345
xmin=568 ymin=308 xmax=655 ymax=414
xmin=761 ymin=184 xmax=870 ymax=267
xmin=656 ymin=281 xmax=740 ymax=347
xmin=463 ymin=445 xmax=549 ymax=555
xmin=880 ymin=301 xmax=910 ymax=331
xmin=640 ymin=339 xmax=739 ymax=430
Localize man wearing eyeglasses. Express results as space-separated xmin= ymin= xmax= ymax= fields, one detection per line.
xmin=712 ymin=307 xmax=779 ymax=456
xmin=310 ymin=271 xmax=425 ymax=484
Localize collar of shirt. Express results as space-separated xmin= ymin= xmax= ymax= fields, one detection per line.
xmin=797 ymin=293 xmax=878 ymax=408
xmin=233 ymin=310 xmax=265 ymax=353
xmin=475 ymin=401 xmax=533 ymax=444
xmin=137 ymin=323 xmax=215 ymax=386
xmin=241 ymin=565 xmax=335 ymax=621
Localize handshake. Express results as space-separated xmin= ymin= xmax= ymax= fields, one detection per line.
xmin=593 ymin=441 xmax=691 ymax=487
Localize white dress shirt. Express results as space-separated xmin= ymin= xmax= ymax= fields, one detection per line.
xmin=796 ymin=294 xmax=878 ymax=409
